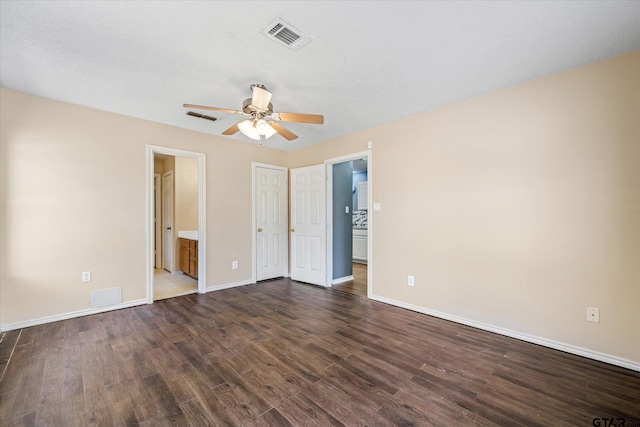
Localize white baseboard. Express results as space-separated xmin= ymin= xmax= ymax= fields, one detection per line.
xmin=1 ymin=278 xmax=267 ymax=332
xmin=0 ymin=298 xmax=147 ymax=332
xmin=369 ymin=294 xmax=640 ymax=373
xmin=332 ymin=275 xmax=354 ymax=285
xmin=207 ymin=279 xmax=255 ymax=292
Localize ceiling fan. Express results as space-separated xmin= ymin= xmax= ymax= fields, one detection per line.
xmin=184 ymin=84 xmax=324 ymax=142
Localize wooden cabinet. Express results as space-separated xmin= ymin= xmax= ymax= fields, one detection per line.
xmin=353 ymin=228 xmax=368 ymax=263
xmin=179 ymin=239 xmax=189 ymax=273
xmin=179 ymin=238 xmax=198 ymax=279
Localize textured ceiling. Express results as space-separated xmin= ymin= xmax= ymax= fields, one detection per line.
xmin=2 ymin=1 xmax=639 ymax=151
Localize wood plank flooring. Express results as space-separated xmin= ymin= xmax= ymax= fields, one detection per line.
xmin=332 ymin=263 xmax=367 ymax=297
xmin=1 ymin=278 xmax=639 ymax=426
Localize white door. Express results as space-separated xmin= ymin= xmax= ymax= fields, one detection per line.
xmin=290 ymin=164 xmax=327 ymax=286
xmin=154 ymin=173 xmax=162 ymax=268
xmin=256 ymin=166 xmax=288 ymax=281
xmin=162 ymin=171 xmax=174 ymax=273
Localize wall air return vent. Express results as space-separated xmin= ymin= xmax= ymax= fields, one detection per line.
xmin=261 ymin=18 xmax=312 ymax=51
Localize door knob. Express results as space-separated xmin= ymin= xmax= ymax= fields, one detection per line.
xmin=290 ymin=228 xmax=295 ymax=232
xmin=257 ymin=228 xmax=263 ymax=232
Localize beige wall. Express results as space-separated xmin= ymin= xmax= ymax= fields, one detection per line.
xmin=289 ymin=51 xmax=640 ymax=364
xmin=1 ymin=51 xmax=638 ymax=365
xmin=154 ymin=158 xmax=163 ymax=174
xmin=0 ymin=88 xmax=287 ymax=326
xmin=175 ymin=156 xmax=198 ymax=232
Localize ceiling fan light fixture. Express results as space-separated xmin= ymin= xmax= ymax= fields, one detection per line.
xmin=251 ymin=85 xmax=272 ymax=111
xmin=238 ymin=119 xmax=276 ymax=140
xmin=257 ymin=119 xmax=277 ymax=138
xmin=184 ymin=83 xmax=322 ymax=143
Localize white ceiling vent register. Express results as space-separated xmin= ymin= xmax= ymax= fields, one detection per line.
xmin=261 ymin=18 xmax=312 ymax=51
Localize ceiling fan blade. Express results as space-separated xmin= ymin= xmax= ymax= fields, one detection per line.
xmin=269 ymin=122 xmax=298 ymax=141
xmin=275 ymin=112 xmax=324 ymax=125
xmin=222 ymin=122 xmax=241 ymax=135
xmin=183 ymin=104 xmax=245 ymax=115
xmin=251 ymin=85 xmax=272 ymax=111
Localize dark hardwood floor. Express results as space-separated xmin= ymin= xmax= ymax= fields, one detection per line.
xmin=332 ymin=263 xmax=367 ymax=297
xmin=1 ymin=278 xmax=639 ymax=426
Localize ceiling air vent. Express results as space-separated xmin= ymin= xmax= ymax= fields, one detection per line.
xmin=262 ymin=18 xmax=312 ymax=51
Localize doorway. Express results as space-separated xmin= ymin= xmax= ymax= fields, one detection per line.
xmin=146 ymin=145 xmax=207 ymax=304
xmin=326 ymin=151 xmax=371 ymax=297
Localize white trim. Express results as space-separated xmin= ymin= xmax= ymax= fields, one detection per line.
xmin=154 ymin=173 xmax=162 ymax=268
xmin=324 ymin=150 xmax=372 ymax=296
xmin=366 ymin=151 xmax=372 ymax=299
xmin=0 ymin=299 xmax=147 ymax=332
xmin=369 ymin=293 xmax=640 ymax=373
xmin=326 ymin=163 xmax=334 ymax=286
xmin=161 ymin=170 xmax=175 ymax=274
xmin=207 ymin=279 xmax=255 ymax=292
xmin=146 ymin=145 xmax=207 ymax=304
xmin=332 ymin=275 xmax=354 ymax=285
xmin=251 ymin=162 xmax=289 ymax=283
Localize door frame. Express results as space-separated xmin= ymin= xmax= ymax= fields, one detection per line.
xmin=251 ymin=162 xmax=289 ymax=283
xmin=325 ymin=150 xmax=372 ymax=297
xmin=161 ymin=170 xmax=175 ymax=273
xmin=154 ymin=173 xmax=162 ymax=268
xmin=146 ymin=145 xmax=207 ymax=303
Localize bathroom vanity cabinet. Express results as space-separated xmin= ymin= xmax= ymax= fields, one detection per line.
xmin=179 ymin=238 xmax=198 ymax=279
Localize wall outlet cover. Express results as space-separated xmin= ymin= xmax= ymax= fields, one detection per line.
xmin=587 ymin=307 xmax=600 ymax=323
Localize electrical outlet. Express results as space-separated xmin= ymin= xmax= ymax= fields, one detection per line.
xmin=587 ymin=307 xmax=600 ymax=323
xmin=407 ymin=275 xmax=414 ymax=287
xmin=82 ymin=271 xmax=91 ymax=283
xmin=232 ymin=261 xmax=238 ymax=270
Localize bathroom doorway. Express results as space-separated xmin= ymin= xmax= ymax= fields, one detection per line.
xmin=146 ymin=146 xmax=206 ymax=303
xmin=326 ymin=151 xmax=370 ymax=297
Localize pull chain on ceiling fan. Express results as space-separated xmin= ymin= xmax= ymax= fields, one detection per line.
xmin=184 ymin=84 xmax=324 ymax=142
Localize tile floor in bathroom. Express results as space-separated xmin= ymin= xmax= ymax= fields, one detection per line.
xmin=153 ymin=268 xmax=198 ymax=300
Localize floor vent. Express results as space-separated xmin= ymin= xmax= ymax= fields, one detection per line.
xmin=91 ymin=287 xmax=122 ymax=308
xmin=262 ymin=18 xmax=312 ymax=51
